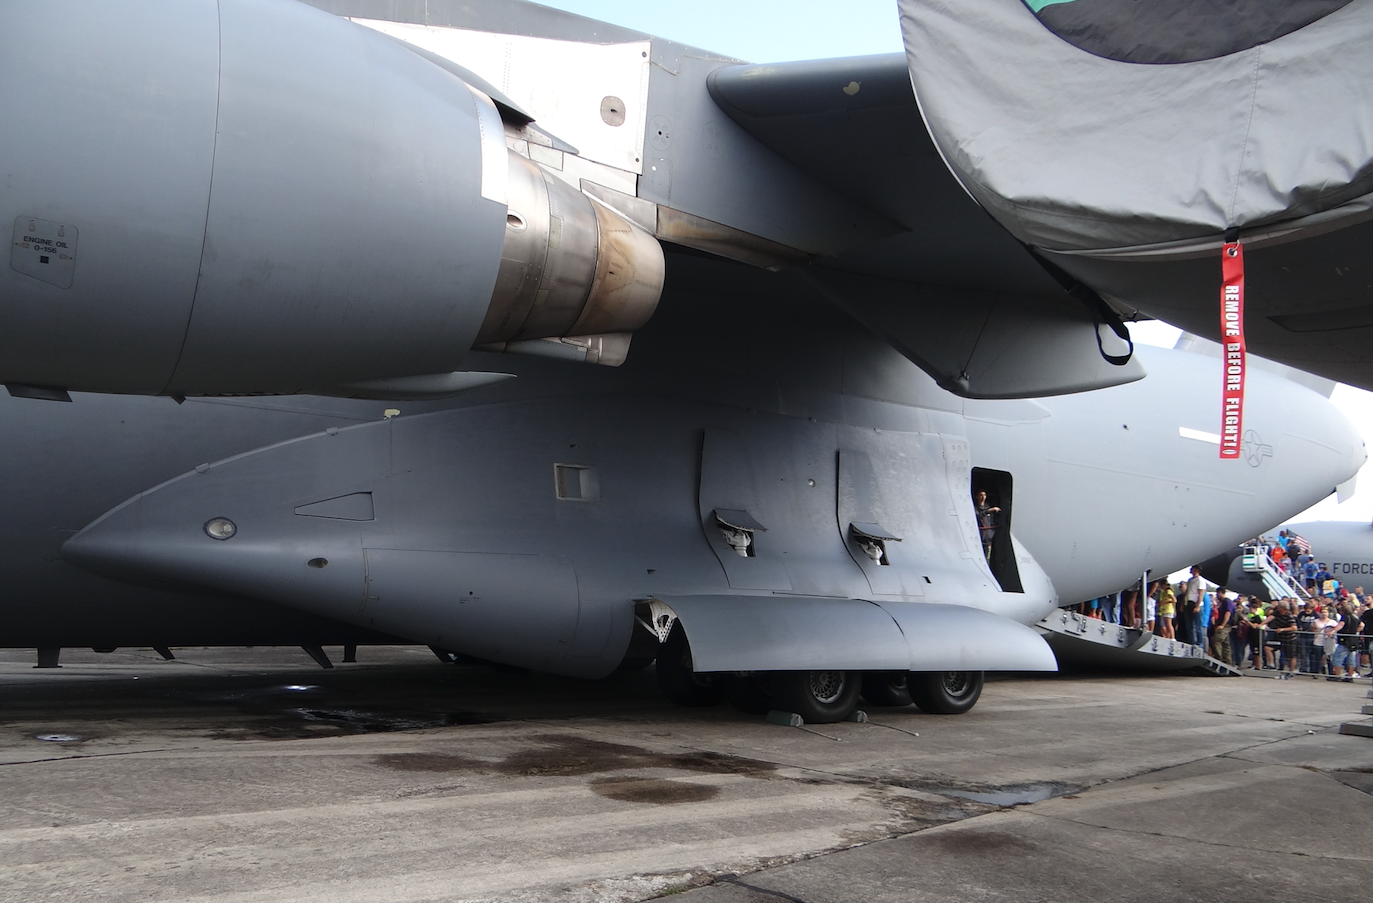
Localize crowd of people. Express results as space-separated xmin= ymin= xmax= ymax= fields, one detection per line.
xmin=1074 ymin=531 xmax=1373 ymax=681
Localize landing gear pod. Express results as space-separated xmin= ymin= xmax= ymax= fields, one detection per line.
xmin=0 ymin=0 xmax=664 ymax=396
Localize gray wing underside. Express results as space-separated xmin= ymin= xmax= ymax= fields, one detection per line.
xmin=301 ymin=0 xmax=1143 ymax=398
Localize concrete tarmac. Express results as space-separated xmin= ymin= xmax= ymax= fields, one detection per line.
xmin=0 ymin=646 xmax=1369 ymax=902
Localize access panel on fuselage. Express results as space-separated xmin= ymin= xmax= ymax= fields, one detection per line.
xmin=836 ymin=448 xmax=924 ymax=597
xmin=697 ymin=427 xmax=792 ymax=591
xmin=834 ymin=431 xmax=1002 ymax=602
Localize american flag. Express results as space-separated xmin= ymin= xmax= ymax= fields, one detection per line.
xmin=1285 ymin=533 xmax=1311 ymax=554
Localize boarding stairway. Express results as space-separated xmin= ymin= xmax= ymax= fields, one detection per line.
xmin=1240 ymin=544 xmax=1314 ymax=603
xmin=1036 ymin=608 xmax=1243 ymax=675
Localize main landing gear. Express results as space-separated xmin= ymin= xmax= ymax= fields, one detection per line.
xmin=655 ymin=627 xmax=985 ymax=722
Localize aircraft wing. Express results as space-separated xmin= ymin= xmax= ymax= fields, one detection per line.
xmin=319 ymin=0 xmax=1149 ymax=400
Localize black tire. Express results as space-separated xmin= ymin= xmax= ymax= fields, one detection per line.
xmin=768 ymin=670 xmax=862 ymax=723
xmin=861 ymin=671 xmax=913 ymax=707
xmin=655 ymin=623 xmax=727 ymax=706
xmin=907 ymin=670 xmax=984 ymax=715
xmin=726 ymin=673 xmax=774 ymax=714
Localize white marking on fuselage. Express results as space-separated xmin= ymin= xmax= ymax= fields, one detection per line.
xmin=1178 ymin=426 xmax=1221 ymax=444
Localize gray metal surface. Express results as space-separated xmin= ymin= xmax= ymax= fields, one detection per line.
xmin=898 ymin=0 xmax=1373 ymax=390
xmin=706 ymin=53 xmax=1061 ymax=296
xmin=1039 ymin=609 xmax=1222 ymax=674
xmin=35 ymin=251 xmax=1358 ymax=672
xmin=167 ymin=0 xmax=506 ymax=394
xmin=900 ymin=0 xmax=1373 ymax=251
xmin=806 ymin=267 xmax=1145 ymax=398
xmin=0 ymin=0 xmax=508 ymax=395
xmin=662 ymin=594 xmax=1054 ymax=673
xmin=0 ymin=0 xmax=1366 ymax=684
xmin=877 ymin=600 xmax=1058 ymax=672
xmin=664 ymin=595 xmax=911 ymax=672
xmin=1281 ymin=520 xmax=1373 ymax=584
xmin=0 ymin=242 xmax=1351 ymax=664
xmin=0 ymin=0 xmax=219 ymax=392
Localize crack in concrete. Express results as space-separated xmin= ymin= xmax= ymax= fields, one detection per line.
xmin=720 ymin=876 xmax=815 ymax=903
xmin=0 ymin=746 xmax=179 ymax=768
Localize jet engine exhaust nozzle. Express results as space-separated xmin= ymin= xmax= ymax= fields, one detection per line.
xmin=475 ymin=151 xmax=665 ymax=361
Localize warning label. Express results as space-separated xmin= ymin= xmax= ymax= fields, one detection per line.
xmin=11 ymin=216 xmax=78 ymax=289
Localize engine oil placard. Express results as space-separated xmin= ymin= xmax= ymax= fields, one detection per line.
xmin=11 ymin=216 xmax=78 ymax=288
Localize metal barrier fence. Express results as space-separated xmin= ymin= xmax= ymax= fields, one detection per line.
xmin=1223 ymin=627 xmax=1368 ymax=676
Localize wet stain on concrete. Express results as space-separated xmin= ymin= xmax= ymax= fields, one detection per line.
xmin=883 ymin=794 xmax=992 ymax=827
xmin=493 ymin=734 xmax=776 ymax=778
xmin=589 ymin=776 xmax=720 ymax=804
xmin=211 ymin=707 xmax=499 ymax=742
xmin=373 ymin=752 xmax=489 ymax=772
xmin=372 ymin=734 xmax=776 ymax=779
xmin=899 ymin=779 xmax=1081 ymax=807
xmin=918 ymin=829 xmax=1040 ymax=854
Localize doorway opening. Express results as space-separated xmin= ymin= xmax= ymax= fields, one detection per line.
xmin=971 ymin=467 xmax=1022 ymax=593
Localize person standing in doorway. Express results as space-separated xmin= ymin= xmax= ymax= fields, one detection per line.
xmin=973 ymin=490 xmax=1000 ymax=560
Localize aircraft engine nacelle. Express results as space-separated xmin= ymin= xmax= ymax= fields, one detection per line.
xmin=0 ymin=0 xmax=663 ymax=397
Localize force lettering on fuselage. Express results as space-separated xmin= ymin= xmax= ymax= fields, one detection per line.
xmin=1331 ymin=561 xmax=1373 ymax=575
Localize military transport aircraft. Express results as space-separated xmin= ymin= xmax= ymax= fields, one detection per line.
xmin=0 ymin=0 xmax=1366 ymax=722
xmin=1202 ymin=519 xmax=1373 ymax=601
xmin=1281 ymin=522 xmax=1373 ymax=586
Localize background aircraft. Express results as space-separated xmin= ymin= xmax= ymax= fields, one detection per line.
xmin=1282 ymin=521 xmax=1373 ymax=588
xmin=1202 ymin=519 xmax=1373 ymax=602
xmin=0 ymin=0 xmax=1364 ymax=721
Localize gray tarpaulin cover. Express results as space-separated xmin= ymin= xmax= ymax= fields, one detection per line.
xmin=899 ymin=0 xmax=1373 ymax=252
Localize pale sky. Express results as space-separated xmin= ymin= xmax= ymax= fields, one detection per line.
xmin=529 ymin=0 xmax=905 ymax=61
xmin=536 ymin=0 xmax=1372 ymax=528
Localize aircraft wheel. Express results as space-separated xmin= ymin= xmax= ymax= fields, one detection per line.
xmin=655 ymin=623 xmax=726 ymax=706
xmin=907 ymin=670 xmax=984 ymax=715
xmin=726 ymin=673 xmax=774 ymax=714
xmin=768 ymin=670 xmax=862 ymax=723
xmin=861 ymin=671 xmax=913 ymax=707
